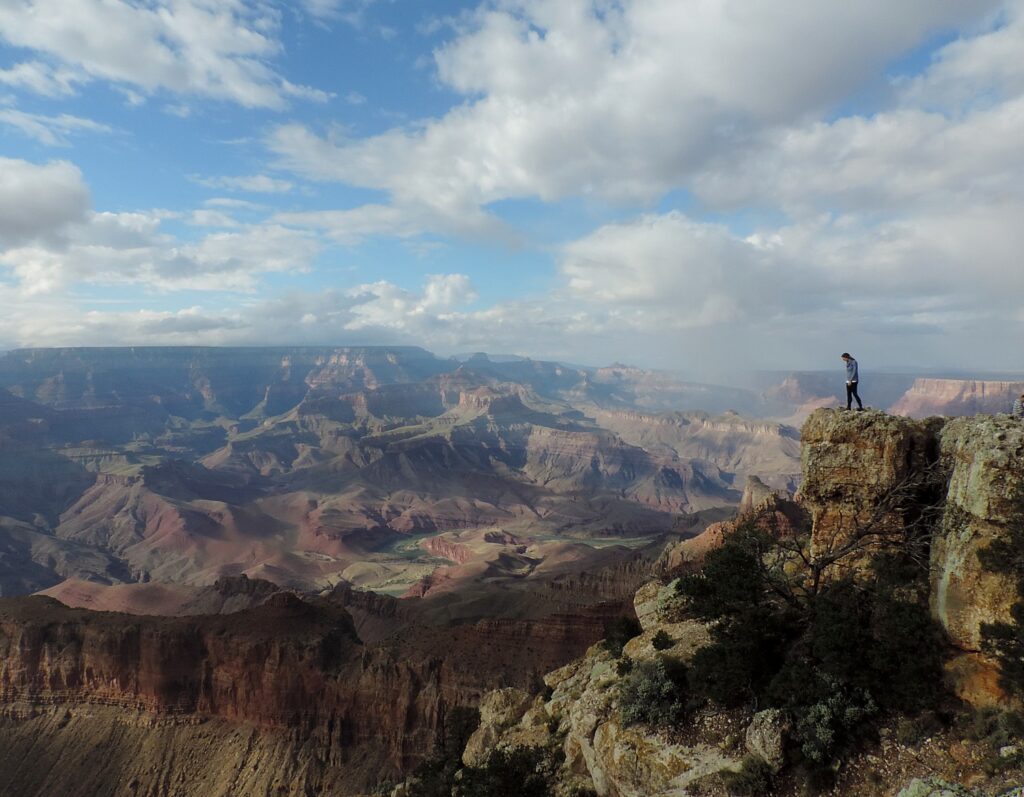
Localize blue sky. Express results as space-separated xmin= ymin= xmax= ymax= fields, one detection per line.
xmin=0 ymin=0 xmax=1022 ymax=376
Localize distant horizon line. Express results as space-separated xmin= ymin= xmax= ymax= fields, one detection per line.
xmin=1 ymin=344 xmax=1022 ymax=381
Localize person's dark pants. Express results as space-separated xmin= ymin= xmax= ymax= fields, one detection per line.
xmin=846 ymin=381 xmax=863 ymax=410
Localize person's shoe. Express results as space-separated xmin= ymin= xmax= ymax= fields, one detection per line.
xmin=856 ymin=406 xmax=865 ymax=411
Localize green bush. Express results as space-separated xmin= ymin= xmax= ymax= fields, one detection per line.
xmin=963 ymin=708 xmax=1024 ymax=750
xmin=602 ymin=616 xmax=642 ymax=658
xmin=651 ymin=629 xmax=675 ymax=650
xmin=675 ymin=523 xmax=947 ymax=767
xmin=454 ymin=746 xmax=560 ymax=797
xmin=615 ymin=655 xmax=634 ymax=676
xmin=793 ymin=680 xmax=876 ymax=764
xmin=405 ymin=706 xmax=480 ymax=797
xmin=720 ymin=755 xmax=774 ymax=797
xmin=618 ymin=658 xmax=688 ymax=728
xmin=895 ymin=711 xmax=944 ymax=746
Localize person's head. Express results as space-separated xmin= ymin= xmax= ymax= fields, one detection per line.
xmin=841 ymin=352 xmax=851 ymax=361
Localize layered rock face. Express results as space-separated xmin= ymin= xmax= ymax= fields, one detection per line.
xmin=662 ymin=475 xmax=806 ymax=572
xmin=452 ymin=409 xmax=1024 ymax=797
xmin=800 ymin=410 xmax=944 ymax=573
xmin=932 ymin=415 xmax=1024 ymax=707
xmin=0 ymin=584 xmax=620 ymax=796
xmin=0 ymin=348 xmax=806 ymax=596
xmin=801 ymin=409 xmax=1024 ymax=705
xmin=890 ymin=379 xmax=1024 ymax=419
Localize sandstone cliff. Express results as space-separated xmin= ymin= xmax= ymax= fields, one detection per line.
xmin=450 ymin=409 xmax=1024 ymax=797
xmin=890 ymin=379 xmax=1024 ymax=419
xmin=800 ymin=409 xmax=1023 ymax=706
xmin=0 ymin=583 xmax=619 ymax=796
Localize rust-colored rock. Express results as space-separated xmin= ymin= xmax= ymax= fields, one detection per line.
xmin=932 ymin=415 xmax=1024 ymax=652
xmin=800 ymin=409 xmax=944 ymax=577
xmin=0 ymin=588 xmax=616 ymax=795
xmin=663 ymin=475 xmax=805 ymax=571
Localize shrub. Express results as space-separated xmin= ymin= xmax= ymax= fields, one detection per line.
xmin=793 ymin=680 xmax=876 ymax=764
xmin=963 ymin=708 xmax=1024 ymax=750
xmin=454 ymin=746 xmax=560 ymax=797
xmin=895 ymin=711 xmax=944 ymax=746
xmin=720 ymin=755 xmax=774 ymax=797
xmin=615 ymin=655 xmax=634 ymax=676
xmin=618 ymin=658 xmax=688 ymax=728
xmin=405 ymin=706 xmax=480 ymax=797
xmin=676 ymin=523 xmax=946 ymax=768
xmin=651 ymin=629 xmax=675 ymax=650
xmin=602 ymin=616 xmax=642 ymax=658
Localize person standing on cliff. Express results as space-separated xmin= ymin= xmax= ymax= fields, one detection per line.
xmin=1014 ymin=392 xmax=1024 ymax=419
xmin=841 ymin=353 xmax=864 ymax=411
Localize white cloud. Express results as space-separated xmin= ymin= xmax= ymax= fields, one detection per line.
xmin=267 ymin=0 xmax=1000 ymax=234
xmin=0 ymin=275 xmax=478 ymax=349
xmin=0 ymin=107 xmax=111 ymax=145
xmin=0 ymin=208 xmax=321 ymax=295
xmin=901 ymin=2 xmax=1024 ymax=110
xmin=690 ymin=97 xmax=1024 ymax=215
xmin=0 ymin=60 xmax=85 ymax=97
xmin=345 ymin=274 xmax=478 ymax=330
xmin=0 ymin=158 xmax=90 ymax=246
xmin=194 ymin=174 xmax=295 ymax=193
xmin=0 ymin=0 xmax=326 ymax=109
xmin=300 ymin=0 xmax=377 ymax=26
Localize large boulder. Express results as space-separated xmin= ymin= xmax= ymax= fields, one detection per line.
xmin=896 ymin=777 xmax=980 ymax=797
xmin=800 ymin=409 xmax=944 ymax=576
xmin=633 ymin=579 xmax=684 ymax=631
xmin=932 ymin=416 xmax=1024 ymax=707
xmin=461 ymin=687 xmax=535 ymax=767
xmin=932 ymin=416 xmax=1024 ymax=651
xmin=745 ymin=708 xmax=791 ymax=773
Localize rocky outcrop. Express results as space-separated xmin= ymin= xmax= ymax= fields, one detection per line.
xmin=662 ymin=475 xmax=805 ymax=572
xmin=800 ymin=409 xmax=944 ymax=575
xmin=457 ymin=408 xmax=1024 ymax=797
xmin=800 ymin=409 xmax=1024 ymax=706
xmin=932 ymin=415 xmax=1024 ymax=651
xmin=461 ymin=633 xmax=741 ymax=797
xmin=745 ymin=708 xmax=792 ymax=773
xmin=420 ymin=534 xmax=476 ymax=564
xmin=0 ymin=586 xmax=618 ymax=796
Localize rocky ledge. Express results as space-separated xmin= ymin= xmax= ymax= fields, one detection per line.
xmin=444 ymin=409 xmax=1024 ymax=797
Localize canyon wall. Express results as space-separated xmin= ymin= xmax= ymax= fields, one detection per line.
xmin=890 ymin=379 xmax=1024 ymax=419
xmin=0 ymin=586 xmax=619 ymax=796
xmin=800 ymin=409 xmax=1024 ymax=705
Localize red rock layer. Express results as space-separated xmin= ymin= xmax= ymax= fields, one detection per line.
xmin=0 ymin=589 xmax=618 ymax=791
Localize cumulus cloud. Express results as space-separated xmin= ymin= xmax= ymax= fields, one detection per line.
xmin=346 ymin=274 xmax=478 ymax=330
xmin=0 ymin=161 xmax=320 ymax=295
xmin=4 ymin=2 xmax=1024 ymax=374
xmin=1 ymin=216 xmax=321 ymax=295
xmin=0 ymin=158 xmax=90 ymax=246
xmin=0 ymin=0 xmax=326 ymax=108
xmin=0 ymin=275 xmax=478 ymax=349
xmin=267 ymin=0 xmax=999 ymax=233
